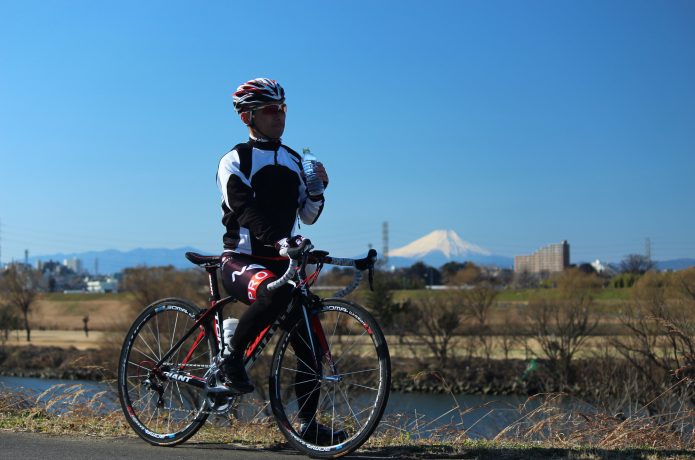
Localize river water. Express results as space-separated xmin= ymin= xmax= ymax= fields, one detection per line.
xmin=0 ymin=375 xmax=542 ymax=439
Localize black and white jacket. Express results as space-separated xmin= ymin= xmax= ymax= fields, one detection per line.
xmin=216 ymin=137 xmax=325 ymax=258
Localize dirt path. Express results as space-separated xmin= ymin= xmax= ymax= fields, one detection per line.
xmin=4 ymin=330 xmax=107 ymax=350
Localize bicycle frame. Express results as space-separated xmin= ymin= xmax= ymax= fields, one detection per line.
xmin=150 ymin=263 xmax=328 ymax=390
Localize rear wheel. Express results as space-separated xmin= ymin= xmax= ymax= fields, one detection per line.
xmin=118 ymin=298 xmax=213 ymax=446
xmin=269 ymin=299 xmax=391 ymax=458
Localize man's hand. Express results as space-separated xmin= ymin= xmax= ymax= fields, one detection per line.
xmin=314 ymin=162 xmax=329 ymax=190
xmin=275 ymin=235 xmax=310 ymax=259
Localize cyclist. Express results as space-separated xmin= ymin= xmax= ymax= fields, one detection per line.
xmin=216 ymin=77 xmax=343 ymax=443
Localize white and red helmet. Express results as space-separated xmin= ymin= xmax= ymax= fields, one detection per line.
xmin=233 ymin=78 xmax=285 ymax=114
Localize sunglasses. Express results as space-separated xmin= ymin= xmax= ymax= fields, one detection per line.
xmin=255 ymin=103 xmax=287 ymax=115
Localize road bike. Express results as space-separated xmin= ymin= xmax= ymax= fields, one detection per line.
xmin=117 ymin=240 xmax=391 ymax=458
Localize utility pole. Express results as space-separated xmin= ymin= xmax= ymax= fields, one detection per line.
xmin=382 ymin=221 xmax=389 ymax=266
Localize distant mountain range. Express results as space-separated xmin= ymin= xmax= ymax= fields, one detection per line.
xmin=23 ymin=230 xmax=695 ymax=274
xmin=28 ymin=247 xmax=206 ymax=275
xmin=656 ymin=259 xmax=695 ymax=271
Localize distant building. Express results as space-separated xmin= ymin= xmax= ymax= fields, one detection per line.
xmin=64 ymin=257 xmax=84 ymax=274
xmin=86 ymin=277 xmax=118 ymax=293
xmin=591 ymin=259 xmax=607 ymax=273
xmin=514 ymin=241 xmax=570 ymax=274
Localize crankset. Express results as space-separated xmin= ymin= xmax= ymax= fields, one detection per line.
xmin=202 ymin=363 xmax=237 ymax=413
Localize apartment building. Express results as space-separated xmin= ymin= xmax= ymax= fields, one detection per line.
xmin=514 ymin=240 xmax=570 ymax=273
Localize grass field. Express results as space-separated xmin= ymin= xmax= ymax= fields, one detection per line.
xmin=4 ymin=288 xmax=637 ymax=354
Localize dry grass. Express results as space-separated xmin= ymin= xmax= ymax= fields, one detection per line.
xmin=2 ymin=381 xmax=695 ymax=459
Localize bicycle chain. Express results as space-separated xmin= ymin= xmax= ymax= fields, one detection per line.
xmin=150 ymin=362 xmax=231 ymax=416
xmin=162 ymin=362 xmax=211 ymax=369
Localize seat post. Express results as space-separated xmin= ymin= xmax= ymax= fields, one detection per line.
xmin=206 ymin=266 xmax=221 ymax=304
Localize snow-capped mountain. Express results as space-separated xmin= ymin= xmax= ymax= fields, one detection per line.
xmin=387 ymin=229 xmax=513 ymax=268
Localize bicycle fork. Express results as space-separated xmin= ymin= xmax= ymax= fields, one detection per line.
xmin=305 ymin=307 xmax=340 ymax=381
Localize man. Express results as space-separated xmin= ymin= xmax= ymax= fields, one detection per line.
xmin=216 ymin=78 xmax=342 ymax=443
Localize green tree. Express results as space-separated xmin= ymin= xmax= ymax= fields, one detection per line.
xmin=440 ymin=261 xmax=466 ymax=284
xmin=365 ymin=275 xmax=408 ymax=335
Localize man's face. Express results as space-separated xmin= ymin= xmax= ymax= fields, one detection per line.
xmin=251 ymin=103 xmax=286 ymax=139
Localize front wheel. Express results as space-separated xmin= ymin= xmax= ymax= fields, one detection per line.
xmin=269 ymin=299 xmax=391 ymax=458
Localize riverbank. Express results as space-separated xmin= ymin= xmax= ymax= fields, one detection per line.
xmin=0 ymin=344 xmax=536 ymax=395
xmin=0 ymin=344 xmax=685 ymax=411
xmin=0 ymin=345 xmax=115 ymax=381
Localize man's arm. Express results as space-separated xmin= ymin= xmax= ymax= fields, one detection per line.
xmin=298 ymin=194 xmax=325 ymax=225
xmin=297 ymin=161 xmax=327 ymax=225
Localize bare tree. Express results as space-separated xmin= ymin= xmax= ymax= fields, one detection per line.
xmin=0 ymin=302 xmax=20 ymax=343
xmin=404 ymin=293 xmax=465 ymax=368
xmin=524 ymin=269 xmax=599 ymax=386
xmin=0 ymin=265 xmax=41 ymax=342
xmin=461 ymin=284 xmax=498 ymax=360
xmin=121 ymin=266 xmax=208 ymax=311
xmin=610 ymin=270 xmax=695 ymax=409
xmin=620 ymin=253 xmax=655 ymax=274
xmin=498 ymin=311 xmax=523 ymax=361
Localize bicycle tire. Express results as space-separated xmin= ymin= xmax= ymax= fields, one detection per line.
xmin=118 ymin=298 xmax=213 ymax=446
xmin=269 ymin=298 xmax=391 ymax=458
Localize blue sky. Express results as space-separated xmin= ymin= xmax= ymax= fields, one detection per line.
xmin=1 ymin=0 xmax=694 ymax=264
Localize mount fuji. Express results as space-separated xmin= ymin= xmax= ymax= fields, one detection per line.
xmin=386 ymin=230 xmax=513 ymax=268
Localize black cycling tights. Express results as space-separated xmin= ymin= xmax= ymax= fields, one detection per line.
xmin=220 ymin=252 xmax=320 ymax=422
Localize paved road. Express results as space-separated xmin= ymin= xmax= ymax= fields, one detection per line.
xmin=0 ymin=431 xmax=405 ymax=460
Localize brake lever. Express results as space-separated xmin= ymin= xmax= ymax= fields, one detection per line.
xmin=367 ymin=248 xmax=377 ymax=291
xmin=298 ymin=242 xmax=313 ymax=278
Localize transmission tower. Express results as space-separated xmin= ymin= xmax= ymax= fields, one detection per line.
xmin=382 ymin=222 xmax=389 ymax=266
xmin=645 ymin=237 xmax=652 ymax=260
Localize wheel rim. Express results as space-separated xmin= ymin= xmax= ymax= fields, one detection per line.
xmin=272 ymin=303 xmax=388 ymax=449
xmin=120 ymin=304 xmax=211 ymax=439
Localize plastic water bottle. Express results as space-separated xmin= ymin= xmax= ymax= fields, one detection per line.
xmin=302 ymin=148 xmax=324 ymax=196
xmin=222 ymin=317 xmax=239 ymax=356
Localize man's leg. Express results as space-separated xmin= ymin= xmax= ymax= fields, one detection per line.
xmin=219 ymin=255 xmax=291 ymax=393
xmin=290 ymin=321 xmax=348 ymax=444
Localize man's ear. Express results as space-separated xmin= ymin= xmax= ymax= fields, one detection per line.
xmin=240 ymin=112 xmax=252 ymax=126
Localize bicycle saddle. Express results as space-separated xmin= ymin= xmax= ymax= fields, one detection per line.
xmin=185 ymin=252 xmax=221 ymax=267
